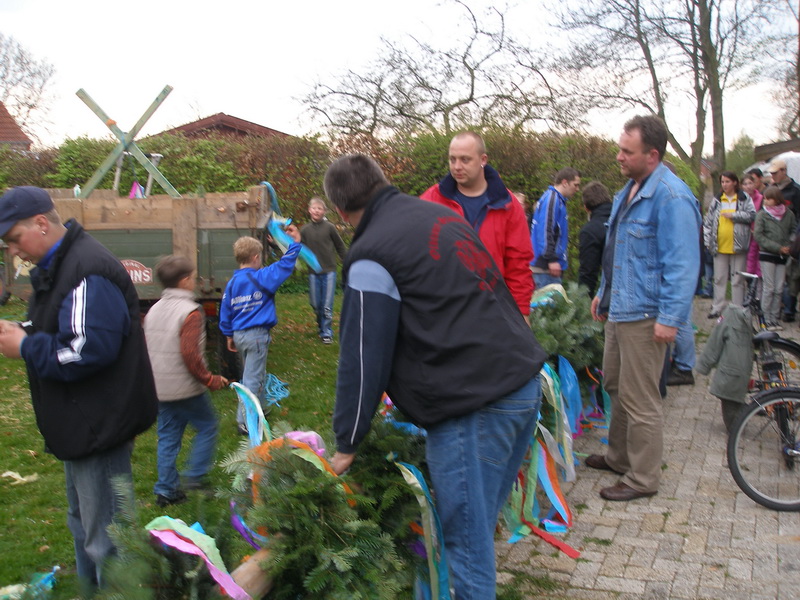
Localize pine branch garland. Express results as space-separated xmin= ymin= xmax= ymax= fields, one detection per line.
xmin=529 ymin=281 xmax=604 ymax=369
xmin=99 ymin=416 xmax=432 ymax=598
xmin=222 ymin=421 xmax=423 ymax=599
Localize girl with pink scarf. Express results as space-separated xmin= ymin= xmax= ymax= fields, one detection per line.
xmin=753 ymin=186 xmax=797 ymax=330
xmin=743 ymin=174 xmax=764 ymax=276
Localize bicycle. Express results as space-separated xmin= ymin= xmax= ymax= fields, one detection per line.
xmin=725 ymin=272 xmax=800 ymax=510
xmin=727 ymin=386 xmax=800 ymax=511
xmin=739 ymin=272 xmax=800 ymax=391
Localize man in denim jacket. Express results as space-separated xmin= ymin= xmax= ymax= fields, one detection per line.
xmin=586 ymin=115 xmax=701 ymax=501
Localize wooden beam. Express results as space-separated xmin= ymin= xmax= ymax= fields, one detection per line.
xmin=76 ymin=86 xmax=180 ymax=198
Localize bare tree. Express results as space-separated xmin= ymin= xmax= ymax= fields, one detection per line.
xmin=0 ymin=32 xmax=55 ymax=139
xmin=303 ymin=1 xmax=583 ymax=138
xmin=762 ymin=1 xmax=800 ymax=138
xmin=553 ymin=0 xmax=775 ymax=182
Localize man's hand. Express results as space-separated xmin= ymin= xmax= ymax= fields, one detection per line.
xmin=653 ymin=323 xmax=678 ymax=344
xmin=590 ymin=296 xmax=607 ymax=322
xmin=0 ymin=321 xmax=26 ymax=359
xmin=226 ymin=337 xmax=237 ymax=353
xmin=331 ymin=451 xmax=356 ymax=475
xmin=547 ymin=262 xmax=562 ymax=278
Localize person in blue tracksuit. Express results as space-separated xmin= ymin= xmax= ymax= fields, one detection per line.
xmin=530 ymin=167 xmax=581 ymax=288
xmin=219 ymin=229 xmax=300 ymax=433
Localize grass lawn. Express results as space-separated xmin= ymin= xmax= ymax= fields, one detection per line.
xmin=0 ymin=291 xmax=342 ymax=597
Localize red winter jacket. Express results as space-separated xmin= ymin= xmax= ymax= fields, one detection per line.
xmin=421 ymin=166 xmax=534 ymax=314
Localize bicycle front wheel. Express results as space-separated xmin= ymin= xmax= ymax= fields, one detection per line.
xmin=727 ymin=387 xmax=800 ymax=511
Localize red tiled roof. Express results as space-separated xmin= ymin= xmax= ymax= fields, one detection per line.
xmin=159 ymin=113 xmax=290 ymax=139
xmin=0 ymin=102 xmax=32 ymax=149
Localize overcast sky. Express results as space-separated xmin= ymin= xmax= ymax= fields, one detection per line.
xmin=1 ymin=0 xmax=783 ymax=151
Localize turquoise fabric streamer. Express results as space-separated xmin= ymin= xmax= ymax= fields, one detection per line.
xmin=396 ymin=462 xmax=452 ymax=600
xmin=260 ymin=181 xmax=322 ymax=273
xmin=264 ymin=373 xmax=289 ymax=407
xmin=557 ymin=355 xmax=583 ymax=437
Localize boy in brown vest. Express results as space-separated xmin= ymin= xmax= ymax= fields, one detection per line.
xmin=143 ymin=255 xmax=228 ymax=507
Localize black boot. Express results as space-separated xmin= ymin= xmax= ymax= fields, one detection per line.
xmin=666 ymin=366 xmax=695 ymax=386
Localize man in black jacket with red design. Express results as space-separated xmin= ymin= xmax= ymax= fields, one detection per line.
xmin=325 ymin=155 xmax=546 ymax=599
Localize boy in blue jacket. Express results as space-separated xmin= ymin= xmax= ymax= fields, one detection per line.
xmin=530 ymin=167 xmax=581 ymax=288
xmin=220 ymin=228 xmax=301 ymax=433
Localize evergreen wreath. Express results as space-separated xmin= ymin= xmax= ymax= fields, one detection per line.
xmin=529 ymin=281 xmax=604 ymax=370
xmin=219 ymin=418 xmax=429 ymax=599
xmin=96 ymin=416 xmax=431 ymax=599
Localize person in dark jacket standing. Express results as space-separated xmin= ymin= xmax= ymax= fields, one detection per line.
xmin=578 ymin=180 xmax=613 ymax=296
xmin=767 ymin=158 xmax=800 ymax=322
xmin=0 ymin=187 xmax=157 ymax=594
xmin=325 ymin=155 xmax=546 ymax=599
xmin=769 ymin=158 xmax=800 ymax=217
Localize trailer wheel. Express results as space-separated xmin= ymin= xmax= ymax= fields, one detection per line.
xmin=215 ymin=323 xmax=243 ymax=382
xmin=0 ymin=273 xmax=10 ymax=306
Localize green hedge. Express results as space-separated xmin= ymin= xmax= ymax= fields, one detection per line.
xmin=2 ymin=129 xmax=701 ymax=286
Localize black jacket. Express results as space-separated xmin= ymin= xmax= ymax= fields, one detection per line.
xmin=24 ymin=220 xmax=157 ymax=460
xmin=334 ymin=186 xmax=545 ymax=451
xmin=578 ymin=202 xmax=612 ymax=296
xmin=778 ymin=177 xmax=800 ymax=218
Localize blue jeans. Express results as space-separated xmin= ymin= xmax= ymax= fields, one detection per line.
xmin=701 ymin=247 xmax=714 ymax=296
xmin=425 ymin=375 xmax=541 ymax=599
xmin=671 ymin=321 xmax=695 ymax=371
xmin=233 ymin=327 xmax=271 ymax=426
xmin=533 ymin=272 xmax=562 ymax=289
xmin=64 ymin=440 xmax=134 ymax=593
xmin=309 ymin=271 xmax=336 ymax=339
xmin=783 ymin=281 xmax=796 ymax=318
xmin=154 ymin=392 xmax=218 ymax=498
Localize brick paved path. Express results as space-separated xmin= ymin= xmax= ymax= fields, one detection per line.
xmin=496 ymin=298 xmax=800 ymax=599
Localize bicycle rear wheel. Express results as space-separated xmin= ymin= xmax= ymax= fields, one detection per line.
xmin=727 ymin=387 xmax=800 ymax=511
xmin=752 ymin=338 xmax=800 ymax=391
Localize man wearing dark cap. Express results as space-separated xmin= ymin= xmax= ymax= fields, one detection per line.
xmin=0 ymin=186 xmax=157 ymax=593
xmin=767 ymin=159 xmax=800 ymax=322
xmin=769 ymin=158 xmax=800 ymax=217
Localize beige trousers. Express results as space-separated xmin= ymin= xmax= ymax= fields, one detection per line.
xmin=603 ymin=319 xmax=668 ymax=493
xmin=711 ymin=252 xmax=747 ymax=315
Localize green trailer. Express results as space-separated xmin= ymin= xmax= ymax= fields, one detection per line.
xmin=2 ymin=186 xmax=273 ymax=311
xmin=1 ymin=187 xmax=275 ymax=378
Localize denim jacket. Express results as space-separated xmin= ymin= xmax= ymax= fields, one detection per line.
xmin=597 ymin=162 xmax=701 ymax=327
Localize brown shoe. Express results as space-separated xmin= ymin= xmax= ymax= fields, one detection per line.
xmin=585 ymin=454 xmax=623 ymax=474
xmin=600 ymin=482 xmax=657 ymax=501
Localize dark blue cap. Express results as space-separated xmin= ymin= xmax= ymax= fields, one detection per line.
xmin=0 ymin=186 xmax=55 ymax=238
